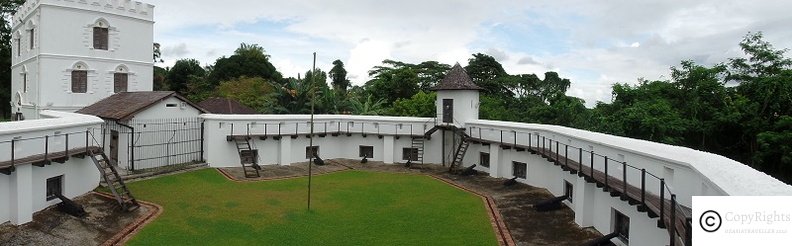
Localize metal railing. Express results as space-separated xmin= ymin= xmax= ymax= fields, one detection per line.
xmin=467 ymin=125 xmax=692 ymax=246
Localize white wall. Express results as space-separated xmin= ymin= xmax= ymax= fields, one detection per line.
xmin=201 ymin=114 xmax=438 ymax=167
xmin=436 ymin=90 xmax=479 ymax=127
xmin=200 ymin=113 xmax=792 ymax=246
xmin=10 ymin=0 xmax=154 ymax=116
xmin=129 ymin=97 xmax=202 ymax=120
xmin=0 ymin=110 xmax=103 ymax=225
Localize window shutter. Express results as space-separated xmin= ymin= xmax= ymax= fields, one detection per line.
xmin=114 ymin=73 xmax=128 ymax=93
xmin=72 ymin=71 xmax=87 ymax=93
xmin=93 ymin=27 xmax=109 ymax=50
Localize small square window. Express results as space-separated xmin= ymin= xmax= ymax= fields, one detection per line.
xmin=359 ymin=145 xmax=373 ymax=158
xmin=564 ymin=181 xmax=573 ymax=203
xmin=613 ymin=210 xmax=630 ymax=244
xmin=480 ymin=152 xmax=490 ymax=167
xmin=512 ymin=161 xmax=526 ymax=179
xmin=46 ymin=175 xmax=63 ymax=201
xmin=402 ymin=148 xmax=418 ymax=161
xmin=306 ymin=146 xmax=319 ymax=159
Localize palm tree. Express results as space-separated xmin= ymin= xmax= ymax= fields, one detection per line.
xmin=350 ymin=95 xmax=386 ymax=115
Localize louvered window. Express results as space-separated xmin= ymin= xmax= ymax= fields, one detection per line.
xmin=93 ymin=27 xmax=109 ymax=50
xmin=71 ymin=70 xmax=88 ymax=93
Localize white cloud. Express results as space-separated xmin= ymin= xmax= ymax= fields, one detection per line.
xmin=145 ymin=0 xmax=792 ymax=106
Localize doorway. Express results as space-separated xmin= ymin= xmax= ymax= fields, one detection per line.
xmin=442 ymin=99 xmax=453 ymax=123
xmin=110 ymin=130 xmax=119 ymax=166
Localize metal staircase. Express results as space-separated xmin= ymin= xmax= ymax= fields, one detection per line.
xmin=88 ymin=149 xmax=139 ymax=211
xmin=233 ymin=137 xmax=261 ymax=178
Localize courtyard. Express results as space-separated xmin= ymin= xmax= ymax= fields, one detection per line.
xmin=0 ymin=160 xmax=602 ymax=245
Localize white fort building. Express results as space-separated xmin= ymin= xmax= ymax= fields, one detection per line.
xmin=2 ymin=1 xmax=792 ymax=246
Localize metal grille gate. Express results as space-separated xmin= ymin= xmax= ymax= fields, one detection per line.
xmin=103 ymin=117 xmax=203 ymax=172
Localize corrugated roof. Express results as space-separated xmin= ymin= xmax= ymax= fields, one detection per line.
xmin=198 ymin=98 xmax=258 ymax=114
xmin=77 ymin=91 xmax=206 ymax=121
xmin=431 ymin=63 xmax=482 ymax=91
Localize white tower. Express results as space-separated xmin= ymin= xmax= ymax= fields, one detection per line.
xmin=432 ymin=63 xmax=481 ymax=127
xmin=10 ymin=0 xmax=155 ymax=119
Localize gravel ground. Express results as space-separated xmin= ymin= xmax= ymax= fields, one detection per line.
xmin=0 ymin=193 xmax=149 ymax=246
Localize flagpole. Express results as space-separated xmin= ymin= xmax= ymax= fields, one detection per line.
xmin=308 ymin=52 xmax=316 ymax=211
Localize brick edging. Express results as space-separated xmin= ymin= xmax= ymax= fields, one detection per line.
xmin=95 ymin=192 xmax=164 ymax=246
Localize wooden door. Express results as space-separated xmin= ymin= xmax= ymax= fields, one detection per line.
xmin=442 ymin=99 xmax=453 ymax=123
xmin=110 ymin=130 xmax=119 ymax=165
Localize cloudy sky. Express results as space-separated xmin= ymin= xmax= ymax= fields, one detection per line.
xmin=147 ymin=0 xmax=792 ymax=107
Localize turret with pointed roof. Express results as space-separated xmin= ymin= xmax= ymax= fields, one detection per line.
xmin=434 ymin=62 xmax=481 ymax=128
xmin=431 ymin=63 xmax=482 ymax=91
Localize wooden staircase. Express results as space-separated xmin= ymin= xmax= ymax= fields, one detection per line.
xmin=233 ymin=137 xmax=261 ymax=178
xmin=88 ymin=149 xmax=139 ymax=211
xmin=411 ymin=137 xmax=425 ymax=165
xmin=449 ymin=134 xmax=470 ymax=172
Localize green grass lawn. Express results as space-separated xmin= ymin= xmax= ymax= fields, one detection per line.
xmin=124 ymin=169 xmax=498 ymax=245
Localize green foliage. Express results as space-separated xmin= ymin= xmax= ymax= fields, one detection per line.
xmin=126 ymin=169 xmax=498 ymax=245
xmin=166 ymin=59 xmax=205 ymax=95
xmin=756 ymin=116 xmax=792 ymax=178
xmin=0 ymin=0 xmax=25 ymax=118
xmin=365 ymin=65 xmax=419 ymax=105
xmin=216 ymin=77 xmax=276 ymax=113
xmin=368 ymin=59 xmax=450 ymax=92
xmin=350 ymin=95 xmax=387 ymax=115
xmin=208 ymin=43 xmax=282 ymax=86
xmin=329 ymin=59 xmax=350 ymax=93
xmin=389 ymin=91 xmax=436 ymax=117
xmin=465 ymin=53 xmax=509 ymax=95
xmin=153 ymin=66 xmax=168 ymax=91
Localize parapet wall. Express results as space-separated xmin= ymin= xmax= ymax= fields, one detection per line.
xmin=0 ymin=110 xmax=103 ymax=225
xmin=14 ymin=0 xmax=155 ymax=23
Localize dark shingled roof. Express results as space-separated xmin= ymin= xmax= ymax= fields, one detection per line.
xmin=431 ymin=63 xmax=482 ymax=91
xmin=198 ymin=98 xmax=258 ymax=114
xmin=77 ymin=91 xmax=206 ymax=121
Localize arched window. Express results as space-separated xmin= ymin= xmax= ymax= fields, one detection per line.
xmin=26 ymin=21 xmax=36 ymax=50
xmin=71 ymin=62 xmax=88 ymax=93
xmin=114 ymin=65 xmax=128 ymax=93
xmin=93 ymin=19 xmax=109 ymax=50
xmin=14 ymin=31 xmax=21 ymax=56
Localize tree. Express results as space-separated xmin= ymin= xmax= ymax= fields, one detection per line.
xmin=216 ymin=77 xmax=276 ymax=113
xmin=350 ymin=95 xmax=386 ymax=115
xmin=329 ymin=59 xmax=350 ymax=93
xmin=755 ymin=116 xmax=792 ymax=183
xmin=208 ymin=43 xmax=282 ymax=86
xmin=465 ymin=53 xmax=509 ymax=95
xmin=166 ymin=59 xmax=205 ymax=95
xmin=153 ymin=66 xmax=168 ymax=91
xmin=368 ymin=59 xmax=450 ymax=92
xmin=153 ymin=43 xmax=163 ymax=63
xmin=389 ymin=91 xmax=436 ymax=117
xmin=364 ymin=66 xmax=419 ymax=105
xmin=1 ymin=0 xmax=25 ymax=119
xmin=414 ymin=61 xmax=451 ymax=91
